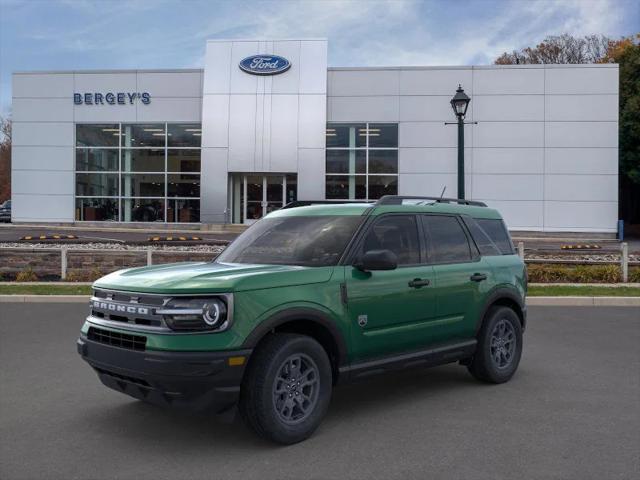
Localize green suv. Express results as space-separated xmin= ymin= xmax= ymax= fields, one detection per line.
xmin=78 ymin=196 xmax=526 ymax=444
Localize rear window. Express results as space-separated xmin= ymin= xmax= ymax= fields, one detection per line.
xmin=474 ymin=218 xmax=514 ymax=255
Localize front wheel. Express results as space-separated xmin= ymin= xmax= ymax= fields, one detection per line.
xmin=239 ymin=333 xmax=332 ymax=444
xmin=468 ymin=306 xmax=523 ymax=383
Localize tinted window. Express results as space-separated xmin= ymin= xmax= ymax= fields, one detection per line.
xmin=463 ymin=217 xmax=501 ymax=256
xmin=423 ymin=215 xmax=472 ymax=263
xmin=476 ymin=218 xmax=514 ymax=255
xmin=217 ymin=216 xmax=363 ymax=267
xmin=361 ymin=215 xmax=420 ymax=265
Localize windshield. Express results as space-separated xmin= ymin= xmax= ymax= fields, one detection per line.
xmin=217 ymin=215 xmax=363 ymax=267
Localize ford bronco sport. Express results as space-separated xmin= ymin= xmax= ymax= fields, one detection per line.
xmin=78 ymin=195 xmax=526 ymax=444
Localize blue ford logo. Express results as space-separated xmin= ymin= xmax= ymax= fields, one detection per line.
xmin=239 ymin=55 xmax=291 ymax=75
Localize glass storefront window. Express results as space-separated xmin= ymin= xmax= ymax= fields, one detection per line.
xmin=326 ymin=175 xmax=366 ymax=200
xmin=167 ymin=149 xmax=200 ymax=172
xmin=75 ymin=123 xmax=201 ymax=222
xmin=121 ymin=149 xmax=165 ymax=172
xmin=76 ymin=124 xmax=120 ymax=147
xmin=368 ymin=150 xmax=398 ymax=174
xmin=75 ymin=148 xmax=118 ymax=171
xmin=75 ymin=198 xmax=118 ymax=221
xmin=167 ymin=199 xmax=200 ymax=223
xmin=326 ymin=150 xmax=366 ymax=174
xmin=326 ymin=123 xmax=366 ymax=148
xmin=121 ymin=199 xmax=166 ymax=222
xmin=167 ymin=174 xmax=200 ymax=198
xmin=121 ymin=124 xmax=166 ymax=147
xmin=75 ymin=173 xmax=119 ymax=197
xmin=325 ymin=122 xmax=398 ymax=200
xmin=168 ymin=124 xmax=202 ymax=147
xmin=368 ymin=176 xmax=398 ymax=199
xmin=368 ymin=124 xmax=398 ymax=148
xmin=121 ymin=174 xmax=165 ymax=197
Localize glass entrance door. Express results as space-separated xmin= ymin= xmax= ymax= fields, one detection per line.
xmin=245 ymin=175 xmax=264 ymax=223
xmin=230 ymin=174 xmax=297 ymax=224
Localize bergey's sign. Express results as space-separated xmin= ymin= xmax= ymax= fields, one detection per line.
xmin=239 ymin=55 xmax=291 ymax=75
xmin=74 ymin=92 xmax=151 ymax=105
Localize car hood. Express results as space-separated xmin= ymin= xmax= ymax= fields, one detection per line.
xmin=93 ymin=261 xmax=335 ymax=294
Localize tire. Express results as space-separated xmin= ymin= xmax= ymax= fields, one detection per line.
xmin=239 ymin=333 xmax=333 ymax=444
xmin=468 ymin=306 xmax=523 ymax=384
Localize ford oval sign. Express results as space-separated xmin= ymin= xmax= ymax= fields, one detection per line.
xmin=239 ymin=55 xmax=291 ymax=75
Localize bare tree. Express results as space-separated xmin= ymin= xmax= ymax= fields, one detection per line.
xmin=495 ymin=34 xmax=611 ymax=64
xmin=0 ymin=116 xmax=11 ymax=202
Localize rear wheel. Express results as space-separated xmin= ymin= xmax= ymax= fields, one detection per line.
xmin=239 ymin=333 xmax=332 ymax=444
xmin=468 ymin=306 xmax=523 ymax=383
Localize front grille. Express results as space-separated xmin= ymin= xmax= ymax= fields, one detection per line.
xmin=87 ymin=326 xmax=146 ymax=351
xmin=90 ymin=288 xmax=167 ymax=330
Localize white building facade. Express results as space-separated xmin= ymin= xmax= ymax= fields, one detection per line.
xmin=11 ymin=39 xmax=619 ymax=232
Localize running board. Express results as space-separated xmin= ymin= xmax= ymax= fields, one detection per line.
xmin=338 ymin=339 xmax=477 ymax=384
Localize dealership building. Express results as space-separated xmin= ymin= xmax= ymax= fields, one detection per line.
xmin=11 ymin=39 xmax=619 ymax=232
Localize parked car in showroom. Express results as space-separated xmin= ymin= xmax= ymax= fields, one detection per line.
xmin=77 ymin=195 xmax=526 ymax=444
xmin=0 ymin=200 xmax=11 ymax=222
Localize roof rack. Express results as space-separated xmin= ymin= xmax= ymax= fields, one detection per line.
xmin=281 ymin=200 xmax=375 ymax=210
xmin=375 ymin=195 xmax=487 ymax=207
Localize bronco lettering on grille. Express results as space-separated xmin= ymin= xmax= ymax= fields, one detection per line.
xmin=92 ymin=300 xmax=149 ymax=315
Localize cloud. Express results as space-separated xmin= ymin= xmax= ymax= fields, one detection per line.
xmin=1 ymin=0 xmax=636 ymax=115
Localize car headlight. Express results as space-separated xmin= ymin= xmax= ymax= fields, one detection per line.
xmin=158 ymin=296 xmax=230 ymax=332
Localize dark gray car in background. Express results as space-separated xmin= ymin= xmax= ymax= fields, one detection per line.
xmin=0 ymin=200 xmax=11 ymax=222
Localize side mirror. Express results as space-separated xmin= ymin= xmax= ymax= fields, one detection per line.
xmin=355 ymin=249 xmax=398 ymax=272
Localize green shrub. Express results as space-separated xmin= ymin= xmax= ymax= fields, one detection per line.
xmin=527 ymin=264 xmax=621 ymax=283
xmin=15 ymin=268 xmax=38 ymax=282
xmin=629 ymin=267 xmax=640 ymax=283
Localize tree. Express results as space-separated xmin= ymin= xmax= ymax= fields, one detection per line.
xmin=601 ymin=35 xmax=640 ymax=224
xmin=495 ymin=33 xmax=640 ymax=226
xmin=495 ymin=34 xmax=610 ymax=65
xmin=0 ymin=116 xmax=10 ymax=203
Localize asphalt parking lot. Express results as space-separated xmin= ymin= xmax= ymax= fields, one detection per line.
xmin=1 ymin=304 xmax=638 ymax=480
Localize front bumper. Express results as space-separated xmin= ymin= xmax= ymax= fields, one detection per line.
xmin=77 ymin=335 xmax=251 ymax=413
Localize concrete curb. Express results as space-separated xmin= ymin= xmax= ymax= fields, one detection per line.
xmin=1 ymin=295 xmax=639 ymax=306
xmin=526 ymin=296 xmax=640 ymax=306
xmin=529 ymin=283 xmax=640 ymax=288
xmin=0 ymin=295 xmax=89 ymax=303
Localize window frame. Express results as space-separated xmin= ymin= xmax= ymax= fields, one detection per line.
xmin=420 ymin=214 xmax=481 ymax=266
xmin=74 ymin=122 xmax=201 ymax=223
xmin=325 ymin=122 xmax=399 ymax=201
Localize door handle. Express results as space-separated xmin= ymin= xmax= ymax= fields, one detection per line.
xmin=408 ymin=278 xmax=430 ymax=288
xmin=470 ymin=273 xmax=487 ymax=282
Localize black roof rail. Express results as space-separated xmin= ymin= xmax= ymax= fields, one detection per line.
xmin=281 ymin=200 xmax=375 ymax=210
xmin=375 ymin=195 xmax=487 ymax=207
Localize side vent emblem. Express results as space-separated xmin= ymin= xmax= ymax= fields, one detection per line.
xmin=357 ymin=315 xmax=368 ymax=327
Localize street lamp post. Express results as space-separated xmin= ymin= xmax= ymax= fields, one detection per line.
xmin=449 ymin=85 xmax=471 ymax=199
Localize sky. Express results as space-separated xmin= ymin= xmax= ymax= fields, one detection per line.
xmin=0 ymin=0 xmax=638 ymax=116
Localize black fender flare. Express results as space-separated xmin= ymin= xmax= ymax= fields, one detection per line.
xmin=241 ymin=307 xmax=349 ymax=367
xmin=476 ymin=287 xmax=526 ymax=333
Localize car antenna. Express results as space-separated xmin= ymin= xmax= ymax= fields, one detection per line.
xmin=437 ymin=186 xmax=446 ymax=202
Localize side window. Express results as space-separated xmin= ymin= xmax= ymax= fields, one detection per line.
xmin=423 ymin=215 xmax=472 ymax=264
xmin=476 ymin=218 xmax=515 ymax=255
xmin=462 ymin=216 xmax=502 ymax=256
xmin=360 ymin=215 xmax=420 ymax=265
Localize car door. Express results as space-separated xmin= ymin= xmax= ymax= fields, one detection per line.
xmin=345 ymin=214 xmax=437 ymax=362
xmin=421 ymin=214 xmax=494 ymax=342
